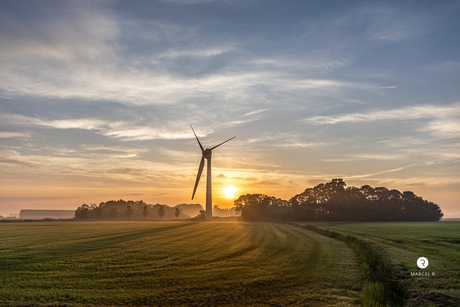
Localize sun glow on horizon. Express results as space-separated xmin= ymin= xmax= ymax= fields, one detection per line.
xmin=223 ymin=185 xmax=238 ymax=198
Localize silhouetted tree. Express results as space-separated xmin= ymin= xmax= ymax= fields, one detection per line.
xmin=75 ymin=200 xmax=197 ymax=220
xmin=75 ymin=204 xmax=90 ymax=219
xmin=288 ymin=179 xmax=443 ymax=222
xmin=109 ymin=207 xmax=119 ymax=219
xmin=175 ymin=203 xmax=203 ymax=217
xmin=198 ymin=210 xmax=206 ymax=220
xmin=125 ymin=205 xmax=133 ymax=220
xmin=174 ymin=207 xmax=181 ymax=219
xmin=158 ymin=205 xmax=166 ymax=220
xmin=93 ymin=203 xmax=104 ymax=220
xmin=142 ymin=205 xmax=149 ymax=220
xmin=235 ymin=194 xmax=289 ymax=221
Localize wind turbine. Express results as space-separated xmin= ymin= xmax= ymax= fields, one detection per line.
xmin=191 ymin=125 xmax=235 ymax=220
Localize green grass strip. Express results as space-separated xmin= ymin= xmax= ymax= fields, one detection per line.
xmin=302 ymin=225 xmax=406 ymax=307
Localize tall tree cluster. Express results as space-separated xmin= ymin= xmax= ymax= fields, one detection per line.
xmin=234 ymin=194 xmax=289 ymax=221
xmin=236 ymin=179 xmax=443 ymax=222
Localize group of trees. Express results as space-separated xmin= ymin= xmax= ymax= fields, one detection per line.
xmin=75 ymin=200 xmax=203 ymax=220
xmin=75 ymin=179 xmax=444 ymax=222
xmin=235 ymin=179 xmax=444 ymax=222
xmin=234 ymin=194 xmax=289 ymax=221
xmin=74 ymin=200 xmax=242 ymax=221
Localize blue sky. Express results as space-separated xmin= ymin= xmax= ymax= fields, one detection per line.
xmin=0 ymin=0 xmax=459 ymax=217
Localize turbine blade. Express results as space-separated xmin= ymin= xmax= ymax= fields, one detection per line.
xmin=210 ymin=136 xmax=236 ymax=150
xmin=190 ymin=124 xmax=204 ymax=152
xmin=192 ymin=156 xmax=205 ymax=200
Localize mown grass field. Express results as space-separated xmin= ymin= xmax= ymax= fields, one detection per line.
xmin=306 ymin=221 xmax=460 ymax=306
xmin=0 ymin=221 xmax=362 ymax=306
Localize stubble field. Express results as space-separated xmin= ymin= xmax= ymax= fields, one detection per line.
xmin=1 ymin=220 xmax=459 ymax=306
xmin=0 ymin=221 xmax=362 ymax=306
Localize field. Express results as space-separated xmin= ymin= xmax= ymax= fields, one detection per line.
xmin=1 ymin=221 xmax=458 ymax=306
xmin=0 ymin=221 xmax=362 ymax=306
xmin=308 ymin=221 xmax=460 ymax=306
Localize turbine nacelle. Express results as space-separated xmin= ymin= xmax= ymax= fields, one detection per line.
xmin=203 ymin=149 xmax=212 ymax=159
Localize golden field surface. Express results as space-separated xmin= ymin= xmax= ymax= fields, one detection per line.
xmin=0 ymin=221 xmax=362 ymax=306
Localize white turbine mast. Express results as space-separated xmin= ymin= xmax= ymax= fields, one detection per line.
xmin=190 ymin=125 xmax=235 ymax=220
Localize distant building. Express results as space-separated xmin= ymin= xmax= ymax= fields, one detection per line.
xmin=19 ymin=210 xmax=75 ymax=219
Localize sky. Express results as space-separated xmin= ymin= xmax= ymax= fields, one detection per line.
xmin=0 ymin=0 xmax=459 ymax=218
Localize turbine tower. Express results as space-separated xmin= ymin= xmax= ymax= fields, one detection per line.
xmin=191 ymin=125 xmax=235 ymax=220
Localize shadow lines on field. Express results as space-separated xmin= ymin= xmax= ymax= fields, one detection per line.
xmin=0 ymin=223 xmax=196 ymax=270
xmin=178 ymin=223 xmax=312 ymax=268
xmin=238 ymin=223 xmax=323 ymax=274
xmin=0 ymin=222 xmax=365 ymax=306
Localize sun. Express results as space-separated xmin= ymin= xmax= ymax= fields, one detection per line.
xmin=222 ymin=185 xmax=238 ymax=198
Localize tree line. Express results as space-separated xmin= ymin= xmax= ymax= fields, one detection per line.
xmin=75 ymin=179 xmax=444 ymax=222
xmin=75 ymin=200 xmax=203 ymax=220
xmin=235 ymin=179 xmax=443 ymax=222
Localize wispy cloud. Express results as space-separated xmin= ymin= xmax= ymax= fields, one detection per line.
xmin=158 ymin=46 xmax=234 ymax=59
xmin=336 ymin=5 xmax=433 ymax=43
xmin=277 ymin=142 xmax=329 ymax=148
xmin=356 ymin=154 xmax=405 ymax=160
xmin=79 ymin=144 xmax=147 ymax=157
xmin=323 ymin=154 xmax=405 ymax=162
xmin=0 ymin=3 xmax=117 ymax=62
xmin=438 ymin=62 xmax=460 ymax=70
xmin=425 ymin=119 xmax=460 ymax=136
xmin=249 ymin=54 xmax=351 ymax=76
xmin=242 ymin=109 xmax=268 ymax=117
xmin=0 ymin=150 xmax=40 ymax=167
xmin=35 ymin=118 xmax=107 ymax=130
xmin=80 ymin=144 xmax=147 ymax=153
xmin=0 ymin=113 xmax=196 ymax=141
xmin=239 ymin=133 xmax=291 ymax=145
xmin=102 ymin=127 xmax=192 ymax=141
xmin=349 ymin=164 xmax=417 ymax=179
xmin=322 ymin=158 xmax=355 ymax=162
xmin=303 ymin=103 xmax=460 ymax=127
xmin=0 ymin=132 xmax=30 ymax=138
xmin=1 ymin=64 xmax=362 ymax=106
xmin=287 ymin=79 xmax=365 ymax=91
xmin=348 ymin=161 xmax=439 ymax=179
xmin=0 ymin=3 xmax=370 ymax=108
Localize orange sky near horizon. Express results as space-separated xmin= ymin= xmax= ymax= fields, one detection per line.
xmin=1 ymin=162 xmax=458 ymax=218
